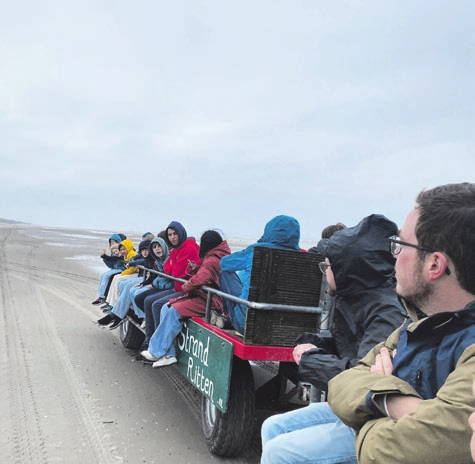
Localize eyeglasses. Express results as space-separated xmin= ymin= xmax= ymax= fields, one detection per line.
xmin=319 ymin=262 xmax=331 ymax=274
xmin=388 ymin=236 xmax=451 ymax=275
xmin=388 ymin=236 xmax=434 ymax=257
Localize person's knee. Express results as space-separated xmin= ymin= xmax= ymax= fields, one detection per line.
xmin=261 ymin=414 xmax=285 ymax=445
xmin=261 ymin=433 xmax=289 ymax=464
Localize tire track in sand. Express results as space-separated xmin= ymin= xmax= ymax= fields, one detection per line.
xmin=1 ymin=269 xmax=122 ymax=463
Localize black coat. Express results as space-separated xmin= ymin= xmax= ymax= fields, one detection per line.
xmin=298 ymin=214 xmax=406 ymax=390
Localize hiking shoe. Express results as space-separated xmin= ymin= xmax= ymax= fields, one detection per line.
xmin=140 ymin=350 xmax=160 ymax=362
xmin=152 ymin=356 xmax=177 ymax=368
xmin=97 ymin=314 xmax=114 ymax=325
xmin=92 ymin=297 xmax=105 ymax=306
xmin=109 ymin=316 xmax=123 ymax=330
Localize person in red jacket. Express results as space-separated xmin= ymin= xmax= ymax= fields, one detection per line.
xmin=142 ymin=221 xmax=201 ymax=347
xmin=141 ymin=230 xmax=231 ymax=367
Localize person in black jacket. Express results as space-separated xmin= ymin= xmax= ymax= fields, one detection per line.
xmin=293 ymin=213 xmax=406 ymax=392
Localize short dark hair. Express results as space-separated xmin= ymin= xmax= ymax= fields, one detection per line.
xmin=415 ymin=182 xmax=475 ymax=294
xmin=321 ymin=223 xmax=347 ymax=239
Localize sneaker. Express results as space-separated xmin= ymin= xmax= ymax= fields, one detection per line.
xmin=100 ymin=303 xmax=110 ymax=309
xmin=140 ymin=320 xmax=146 ymax=329
xmin=92 ymin=297 xmax=105 ymax=306
xmin=152 ymin=356 xmax=177 ymax=368
xmin=97 ymin=314 xmax=114 ymax=325
xmin=140 ymin=350 xmax=160 ymax=362
xmin=109 ymin=316 xmax=123 ymax=330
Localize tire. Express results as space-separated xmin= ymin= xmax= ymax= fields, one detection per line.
xmin=201 ymin=356 xmax=255 ymax=457
xmin=119 ymin=317 xmax=145 ymax=350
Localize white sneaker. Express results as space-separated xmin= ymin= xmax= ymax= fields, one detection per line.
xmin=152 ymin=356 xmax=177 ymax=368
xmin=141 ymin=350 xmax=160 ymax=362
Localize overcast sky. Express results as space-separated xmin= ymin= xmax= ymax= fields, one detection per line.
xmin=1 ymin=1 xmax=473 ymax=243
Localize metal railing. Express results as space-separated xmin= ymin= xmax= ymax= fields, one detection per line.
xmin=138 ymin=266 xmax=322 ymax=324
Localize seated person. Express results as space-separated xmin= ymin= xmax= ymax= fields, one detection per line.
xmin=141 ymin=230 xmax=231 ymax=367
xmin=98 ymin=239 xmax=139 ymax=312
xmin=219 ymin=215 xmax=301 ymax=334
xmin=293 ymin=214 xmax=406 ymax=393
xmin=97 ymin=239 xmax=154 ymax=328
xmin=91 ymin=234 xmax=125 ymax=305
xmin=142 ymin=221 xmax=200 ymax=348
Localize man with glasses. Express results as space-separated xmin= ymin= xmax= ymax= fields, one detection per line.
xmin=262 ymin=214 xmax=406 ymax=464
xmin=328 ymin=182 xmax=475 ymax=463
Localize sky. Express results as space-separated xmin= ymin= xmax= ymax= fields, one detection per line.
xmin=1 ymin=1 xmax=474 ymax=243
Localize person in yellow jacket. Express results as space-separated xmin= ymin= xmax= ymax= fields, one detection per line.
xmin=98 ymin=239 xmax=138 ymax=315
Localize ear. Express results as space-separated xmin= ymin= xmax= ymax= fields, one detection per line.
xmin=427 ymin=252 xmax=450 ymax=281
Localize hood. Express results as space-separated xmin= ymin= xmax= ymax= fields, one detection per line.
xmin=204 ymin=240 xmax=232 ymax=261
xmin=150 ymin=236 xmax=170 ymax=262
xmin=109 ymin=233 xmax=123 ymax=245
xmin=119 ymin=239 xmax=135 ymax=254
xmin=326 ymin=214 xmax=398 ymax=297
xmin=257 ymin=215 xmax=300 ymax=250
xmin=166 ymin=221 xmax=187 ymax=248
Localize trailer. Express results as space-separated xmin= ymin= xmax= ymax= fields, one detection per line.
xmin=119 ymin=247 xmax=325 ymax=456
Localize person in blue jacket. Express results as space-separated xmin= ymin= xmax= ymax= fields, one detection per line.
xmin=92 ymin=233 xmax=126 ymax=305
xmin=219 ymin=215 xmax=301 ymax=334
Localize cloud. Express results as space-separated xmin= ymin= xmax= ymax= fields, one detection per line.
xmin=0 ymin=0 xmax=473 ymax=241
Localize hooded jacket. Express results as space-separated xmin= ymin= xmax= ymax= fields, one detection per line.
xmin=144 ymin=237 xmax=175 ymax=290
xmin=328 ymin=299 xmax=475 ymax=464
xmin=170 ymin=240 xmax=231 ymax=317
xmin=102 ymin=233 xmax=126 ymax=269
xmin=128 ymin=240 xmax=154 ymax=278
xmin=220 ymin=215 xmax=301 ymax=301
xmin=298 ymin=214 xmax=406 ymax=390
xmin=119 ymin=239 xmax=139 ymax=275
xmin=163 ymin=221 xmax=201 ymax=291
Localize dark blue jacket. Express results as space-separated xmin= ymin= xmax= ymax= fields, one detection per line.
xmin=392 ymin=300 xmax=475 ymax=399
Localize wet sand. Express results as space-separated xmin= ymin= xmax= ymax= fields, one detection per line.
xmin=0 ymin=224 xmax=262 ymax=464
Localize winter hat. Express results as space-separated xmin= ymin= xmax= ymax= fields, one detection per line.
xmin=199 ymin=230 xmax=223 ymax=258
xmin=139 ymin=240 xmax=151 ymax=251
xmin=110 ymin=243 xmax=119 ymax=252
xmin=142 ymin=232 xmax=154 ymax=241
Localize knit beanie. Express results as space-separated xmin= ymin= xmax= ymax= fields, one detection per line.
xmin=139 ymin=240 xmax=151 ymax=251
xmin=110 ymin=243 xmax=119 ymax=252
xmin=199 ymin=230 xmax=223 ymax=258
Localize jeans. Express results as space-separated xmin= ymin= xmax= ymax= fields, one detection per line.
xmin=98 ymin=269 xmax=121 ymax=298
xmin=134 ymin=287 xmax=160 ymax=312
xmin=144 ymin=290 xmax=178 ymax=342
xmin=111 ymin=277 xmax=142 ymax=319
xmin=261 ymin=402 xmax=357 ymax=464
xmin=130 ymin=285 xmax=149 ymax=318
xmin=219 ymin=270 xmax=246 ymax=334
xmin=148 ymin=304 xmax=183 ymax=358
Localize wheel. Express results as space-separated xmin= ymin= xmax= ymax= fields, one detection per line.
xmin=201 ymin=356 xmax=255 ymax=457
xmin=119 ymin=317 xmax=145 ymax=349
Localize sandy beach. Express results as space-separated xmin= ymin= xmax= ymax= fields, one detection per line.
xmin=0 ymin=223 xmax=262 ymax=464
